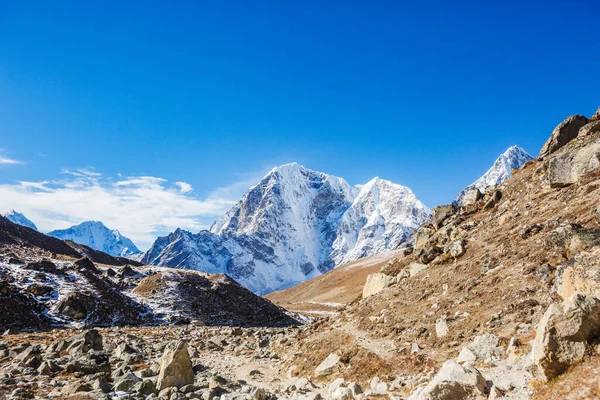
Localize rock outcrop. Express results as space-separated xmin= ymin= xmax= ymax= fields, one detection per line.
xmin=531 ymin=294 xmax=600 ymax=381
xmin=539 ymin=115 xmax=588 ymax=156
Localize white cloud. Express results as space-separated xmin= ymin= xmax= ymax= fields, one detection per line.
xmin=0 ymin=170 xmax=247 ymax=251
xmin=175 ymin=182 xmax=193 ymax=193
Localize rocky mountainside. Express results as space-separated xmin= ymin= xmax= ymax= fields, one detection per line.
xmin=4 ymin=210 xmax=38 ymax=231
xmin=455 ymin=145 xmax=533 ymax=205
xmin=143 ymin=163 xmax=430 ymax=294
xmin=48 ymin=221 xmax=141 ymax=258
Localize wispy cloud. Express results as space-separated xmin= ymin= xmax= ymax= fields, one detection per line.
xmin=0 ymin=150 xmax=24 ymax=165
xmin=0 ymin=169 xmax=258 ymax=250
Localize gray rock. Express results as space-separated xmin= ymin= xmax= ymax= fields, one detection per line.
xmin=531 ymin=294 xmax=600 ymax=381
xmin=539 ymin=115 xmax=588 ymax=156
xmin=414 ymin=227 xmax=435 ymax=251
xmin=579 ymin=120 xmax=600 ymax=137
xmin=483 ymin=190 xmax=502 ymax=210
xmin=461 ymin=187 xmax=483 ymax=206
xmin=408 ymin=360 xmax=487 ymax=400
xmin=548 ymin=141 xmax=600 ymax=187
xmin=314 ymin=353 xmax=341 ymax=377
xmin=432 ymin=205 xmax=457 ymax=229
xmin=446 ymin=241 xmax=465 ymax=258
xmin=113 ymin=372 xmax=141 ymax=391
xmin=156 ymin=340 xmax=195 ymax=391
xmin=362 ymin=273 xmax=394 ymax=298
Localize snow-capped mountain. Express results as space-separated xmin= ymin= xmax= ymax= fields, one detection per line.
xmin=331 ymin=177 xmax=430 ymax=265
xmin=455 ymin=145 xmax=533 ymax=205
xmin=142 ymin=163 xmax=430 ymax=294
xmin=48 ymin=221 xmax=141 ymax=257
xmin=4 ymin=210 xmax=38 ymax=231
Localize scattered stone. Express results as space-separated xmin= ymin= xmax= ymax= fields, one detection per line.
xmin=446 ymin=240 xmax=465 ymax=258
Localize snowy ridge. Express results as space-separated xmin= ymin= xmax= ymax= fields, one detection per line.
xmin=4 ymin=210 xmax=38 ymax=231
xmin=48 ymin=221 xmax=141 ymax=257
xmin=143 ymin=163 xmax=430 ymax=294
xmin=455 ymin=146 xmax=533 ymax=205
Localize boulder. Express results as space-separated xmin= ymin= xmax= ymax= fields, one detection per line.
xmin=539 ymin=115 xmax=588 ymax=156
xmin=579 ymin=120 xmax=600 ymax=137
xmin=483 ymin=190 xmax=502 ymax=210
xmin=314 ymin=353 xmax=341 ymax=377
xmin=531 ymin=294 xmax=600 ymax=381
xmin=460 ymin=334 xmax=500 ymax=361
xmin=548 ymin=223 xmax=600 ymax=258
xmin=556 ymin=248 xmax=600 ymax=300
xmin=445 ymin=240 xmax=465 ymax=259
xmin=408 ymin=360 xmax=487 ymax=400
xmin=362 ymin=273 xmax=394 ymax=299
xmin=66 ymin=329 xmax=103 ymax=354
xmin=414 ymin=226 xmax=435 ymax=251
xmin=432 ymin=205 xmax=457 ymax=229
xmin=400 ymin=262 xmax=428 ymax=279
xmin=461 ymin=187 xmax=483 ymax=206
xmin=548 ymin=141 xmax=600 ymax=188
xmin=156 ymin=340 xmax=194 ymax=391
xmin=435 ymin=318 xmax=449 ymax=338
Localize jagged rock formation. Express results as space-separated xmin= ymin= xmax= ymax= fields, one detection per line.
xmin=143 ymin=163 xmax=430 ymax=294
xmin=3 ymin=210 xmax=38 ymax=231
xmin=455 ymin=145 xmax=533 ymax=205
xmin=48 ymin=221 xmax=140 ymax=257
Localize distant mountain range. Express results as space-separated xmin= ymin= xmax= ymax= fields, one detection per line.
xmin=4 ymin=146 xmax=532 ymax=293
xmin=142 ymin=162 xmax=431 ymax=294
xmin=3 ymin=211 xmax=140 ymax=258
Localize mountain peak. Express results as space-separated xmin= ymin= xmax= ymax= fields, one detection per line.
xmin=48 ymin=221 xmax=140 ymax=257
xmin=148 ymin=164 xmax=431 ymax=294
xmin=455 ymin=145 xmax=533 ymax=205
xmin=4 ymin=210 xmax=38 ymax=231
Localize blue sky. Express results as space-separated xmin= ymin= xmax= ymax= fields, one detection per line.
xmin=1 ymin=1 xmax=599 ymax=248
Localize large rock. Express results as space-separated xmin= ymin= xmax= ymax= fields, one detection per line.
xmin=414 ymin=226 xmax=435 ymax=251
xmin=362 ymin=273 xmax=395 ymax=299
xmin=408 ymin=360 xmax=487 ymax=400
xmin=579 ymin=120 xmax=600 ymax=137
xmin=548 ymin=223 xmax=600 ymax=258
xmin=156 ymin=341 xmax=194 ymax=391
xmin=432 ymin=205 xmax=457 ymax=229
xmin=531 ymin=294 xmax=600 ymax=381
xmin=556 ymin=247 xmax=600 ymax=300
xmin=539 ymin=115 xmax=588 ymax=156
xmin=314 ymin=353 xmax=341 ymax=377
xmin=548 ymin=141 xmax=600 ymax=188
xmin=460 ymin=187 xmax=483 ymax=206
